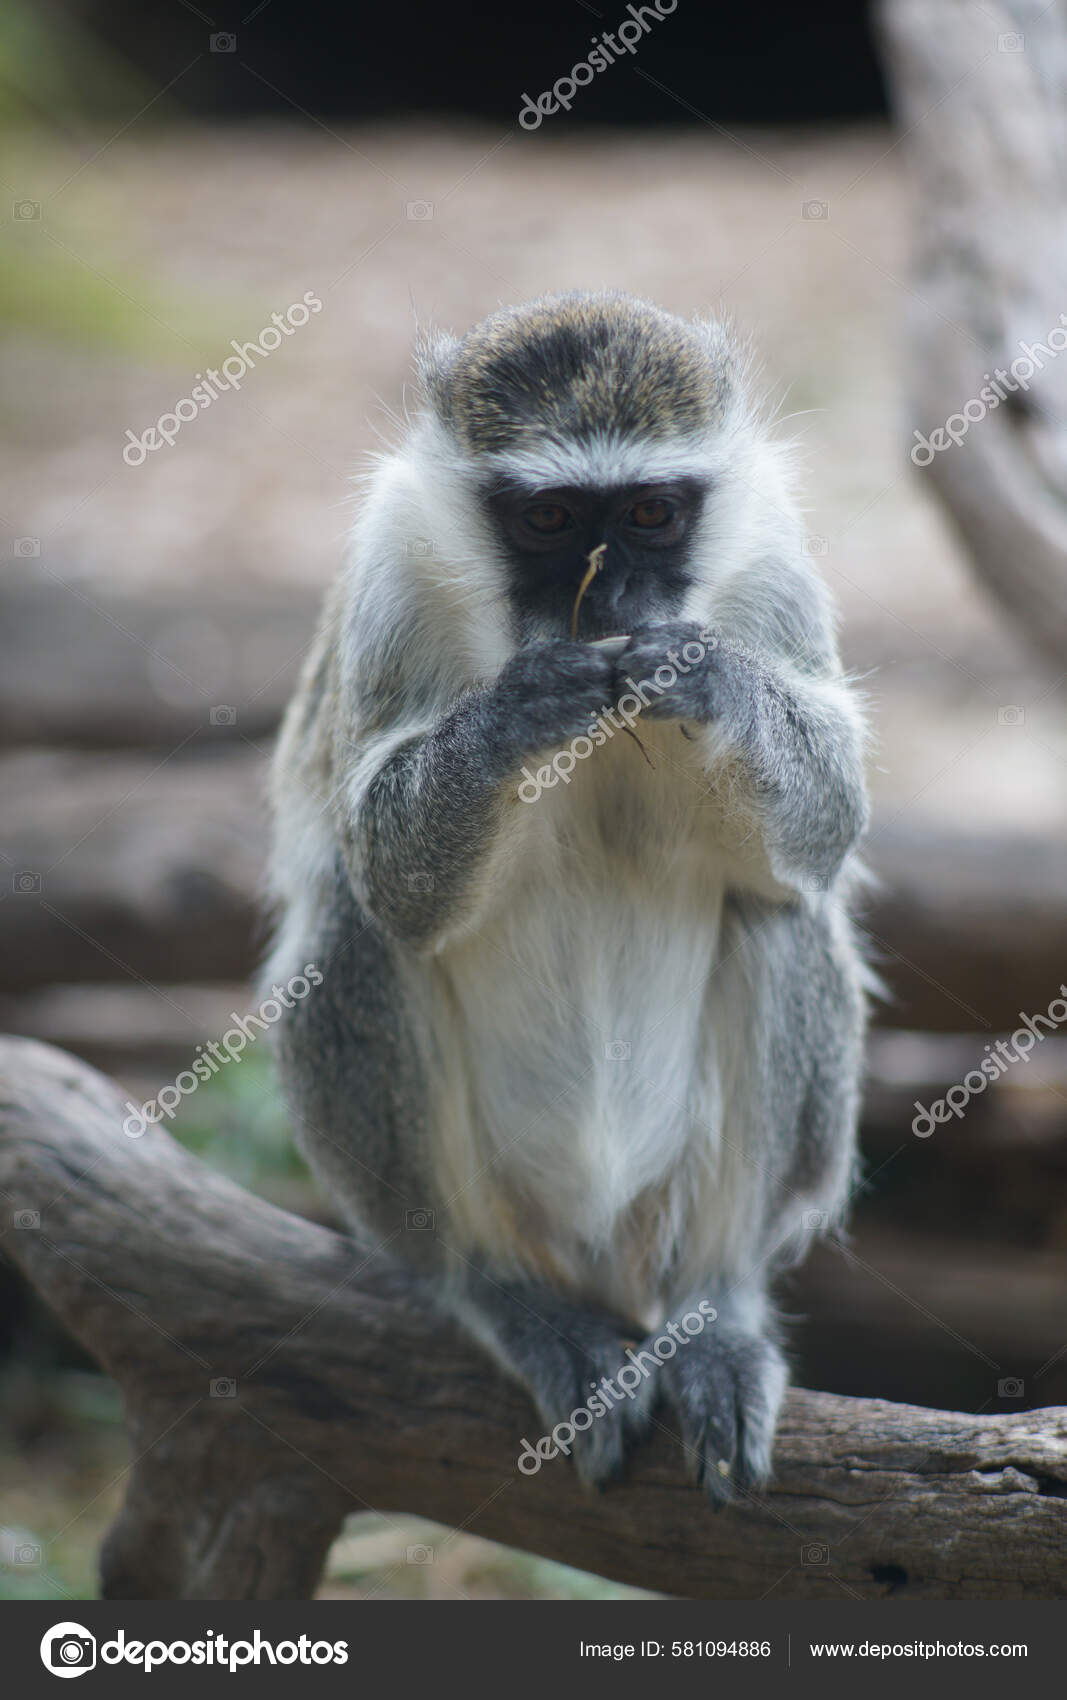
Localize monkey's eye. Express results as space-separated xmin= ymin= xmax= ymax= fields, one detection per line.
xmin=626 ymin=497 xmax=674 ymax=530
xmin=521 ymin=502 xmax=573 ymax=535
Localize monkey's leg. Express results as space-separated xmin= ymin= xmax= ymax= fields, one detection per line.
xmin=650 ymin=1291 xmax=787 ymax=1505
xmin=646 ymin=898 xmax=862 ymax=1504
xmin=450 ymin=1272 xmax=657 ymax=1489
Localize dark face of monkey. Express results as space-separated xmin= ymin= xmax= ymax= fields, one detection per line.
xmin=484 ymin=477 xmax=708 ymax=641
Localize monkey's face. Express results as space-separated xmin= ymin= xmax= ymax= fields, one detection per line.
xmin=485 ymin=476 xmax=708 ymax=642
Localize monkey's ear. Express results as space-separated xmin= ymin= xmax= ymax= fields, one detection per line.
xmin=413 ymin=327 xmax=461 ymax=419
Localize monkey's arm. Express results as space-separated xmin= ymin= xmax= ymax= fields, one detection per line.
xmin=618 ymin=622 xmax=868 ymax=890
xmin=338 ymin=641 xmax=617 ymax=948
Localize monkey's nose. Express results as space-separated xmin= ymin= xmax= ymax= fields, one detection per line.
xmin=599 ymin=569 xmax=631 ymax=612
xmin=571 ymin=567 xmax=632 ymax=642
xmin=587 ymin=567 xmax=631 ymax=625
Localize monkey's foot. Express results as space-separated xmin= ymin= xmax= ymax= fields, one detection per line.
xmin=459 ymin=1277 xmax=656 ymax=1491
xmin=655 ymin=1326 xmax=787 ymax=1505
xmin=526 ymin=1326 xmax=657 ymax=1491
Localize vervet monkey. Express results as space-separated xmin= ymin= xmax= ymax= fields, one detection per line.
xmin=265 ymin=292 xmax=870 ymax=1497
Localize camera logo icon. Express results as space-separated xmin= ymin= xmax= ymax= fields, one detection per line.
xmin=15 ymin=537 xmax=41 ymax=556
xmin=14 ymin=1542 xmax=42 ymax=1565
xmin=13 ymin=870 xmax=42 ymax=894
xmin=406 ymin=871 xmax=436 ymax=892
xmin=997 ymin=32 xmax=1024 ymax=52
xmin=209 ymin=704 xmax=237 ymax=726
xmin=14 ymin=1209 xmax=41 ymax=1230
xmin=406 ymin=537 xmax=440 ymax=557
xmin=13 ymin=200 xmax=40 ymax=220
xmin=406 ymin=201 xmax=434 ymax=220
xmin=40 ymin=1622 xmax=96 ymax=1678
xmin=406 ymin=1543 xmax=434 ymax=1563
xmin=996 ymin=704 xmax=1024 ymax=726
xmin=605 ymin=1040 xmax=631 ymax=1061
xmin=210 ymin=1376 xmax=237 ymax=1398
xmin=404 ymin=1207 xmax=436 ymax=1232
xmin=997 ymin=1376 xmax=1024 ymax=1399
xmin=803 ymin=535 xmax=829 ymax=557
xmin=803 ymin=1208 xmax=829 ymax=1231
xmin=801 ymin=1542 xmax=830 ymax=1566
xmin=210 ymin=32 xmax=237 ymax=52
xmin=802 ymin=201 xmax=829 ymax=220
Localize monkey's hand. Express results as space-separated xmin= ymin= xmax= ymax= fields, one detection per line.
xmin=351 ymin=641 xmax=618 ymax=946
xmin=616 ymin=621 xmax=868 ymax=890
xmin=614 ymin=621 xmax=729 ymax=725
xmin=485 ymin=640 xmax=619 ymax=774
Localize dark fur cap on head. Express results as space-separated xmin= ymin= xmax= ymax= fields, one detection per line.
xmin=417 ymin=291 xmax=731 ymax=455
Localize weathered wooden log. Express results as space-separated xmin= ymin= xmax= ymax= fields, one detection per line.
xmin=2 ymin=571 xmax=1052 ymax=751
xmin=863 ymin=1029 xmax=1067 ymax=1152
xmin=0 ymin=575 xmax=314 ymax=748
xmin=4 ymin=739 xmax=1064 ymax=1030
xmin=879 ymin=0 xmax=1067 ymax=669
xmin=1 ymin=1036 xmax=1065 ymax=1600
xmin=0 ymin=748 xmax=265 ymax=994
xmin=859 ymin=823 xmax=1067 ymax=1033
xmin=0 ymin=983 xmax=256 ymax=1077
xmin=791 ymin=1229 xmax=1067 ymax=1410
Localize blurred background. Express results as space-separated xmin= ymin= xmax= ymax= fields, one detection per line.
xmin=2 ymin=0 xmax=1066 ymax=1600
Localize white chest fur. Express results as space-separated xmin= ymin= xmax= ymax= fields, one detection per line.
xmin=414 ymin=724 xmax=770 ymax=1319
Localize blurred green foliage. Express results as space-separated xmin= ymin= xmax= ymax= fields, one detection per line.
xmin=170 ymin=1048 xmax=312 ymax=1193
xmin=0 ymin=0 xmax=145 ymax=123
xmin=0 ymin=1 xmax=246 ymax=355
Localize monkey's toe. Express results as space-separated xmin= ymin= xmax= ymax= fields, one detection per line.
xmin=657 ymin=1327 xmax=786 ymax=1504
xmin=525 ymin=1331 xmax=657 ymax=1494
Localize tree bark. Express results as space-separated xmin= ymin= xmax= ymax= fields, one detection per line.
xmin=879 ymin=0 xmax=1067 ymax=670
xmin=1 ymin=1037 xmax=1066 ymax=1599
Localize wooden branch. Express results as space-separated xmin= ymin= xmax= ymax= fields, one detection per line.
xmin=879 ymin=0 xmax=1067 ymax=670
xmin=2 ymin=1038 xmax=1066 ymax=1599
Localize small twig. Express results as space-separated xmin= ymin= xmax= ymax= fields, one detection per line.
xmin=621 ymin=724 xmax=655 ymax=768
xmin=571 ymin=542 xmax=608 ymax=639
xmin=573 ymin=544 xmax=655 ymax=767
